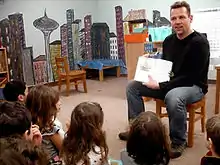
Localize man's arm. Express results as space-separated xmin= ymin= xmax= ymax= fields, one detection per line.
xmin=159 ymin=38 xmax=210 ymax=92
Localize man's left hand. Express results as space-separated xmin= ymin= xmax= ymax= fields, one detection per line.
xmin=143 ymin=75 xmax=160 ymax=89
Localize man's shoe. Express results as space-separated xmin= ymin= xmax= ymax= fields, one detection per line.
xmin=118 ymin=131 xmax=129 ymax=141
xmin=170 ymin=142 xmax=187 ymax=159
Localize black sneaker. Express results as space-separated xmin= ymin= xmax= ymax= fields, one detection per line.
xmin=170 ymin=142 xmax=187 ymax=159
xmin=118 ymin=131 xmax=129 ymax=141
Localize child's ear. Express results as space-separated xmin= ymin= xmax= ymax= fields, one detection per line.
xmin=18 ymin=94 xmax=24 ymax=102
xmin=207 ymin=138 xmax=213 ymax=150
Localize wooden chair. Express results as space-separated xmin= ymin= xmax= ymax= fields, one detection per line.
xmin=154 ymin=97 xmax=206 ymax=147
xmin=55 ymin=56 xmax=87 ymax=96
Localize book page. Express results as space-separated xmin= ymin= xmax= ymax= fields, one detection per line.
xmin=134 ymin=56 xmax=173 ymax=83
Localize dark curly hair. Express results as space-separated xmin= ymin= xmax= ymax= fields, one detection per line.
xmin=25 ymin=85 xmax=59 ymax=132
xmin=0 ymin=137 xmax=49 ymax=165
xmin=0 ymin=101 xmax=32 ymax=138
xmin=127 ymin=111 xmax=170 ymax=165
xmin=61 ymin=102 xmax=108 ymax=165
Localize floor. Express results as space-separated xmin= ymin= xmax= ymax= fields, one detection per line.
xmin=56 ymin=76 xmax=216 ymax=165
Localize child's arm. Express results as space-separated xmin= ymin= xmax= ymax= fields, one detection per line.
xmin=49 ymin=133 xmax=63 ymax=151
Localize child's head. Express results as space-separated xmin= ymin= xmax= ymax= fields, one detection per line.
xmin=0 ymin=101 xmax=33 ymax=141
xmin=206 ymin=115 xmax=220 ymax=157
xmin=26 ymin=85 xmax=60 ymax=131
xmin=3 ymin=80 xmax=28 ymax=102
xmin=127 ymin=111 xmax=170 ymax=165
xmin=62 ymin=102 xmax=108 ymax=165
xmin=0 ymin=137 xmax=49 ymax=165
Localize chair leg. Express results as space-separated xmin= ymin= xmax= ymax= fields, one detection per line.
xmin=83 ymin=76 xmax=87 ymax=93
xmin=201 ymin=105 xmax=206 ymax=133
xmin=58 ymin=78 xmax=62 ymax=92
xmin=66 ymin=78 xmax=70 ymax=96
xmin=156 ymin=102 xmax=162 ymax=118
xmin=188 ymin=108 xmax=195 ymax=148
xmin=74 ymin=81 xmax=78 ymax=91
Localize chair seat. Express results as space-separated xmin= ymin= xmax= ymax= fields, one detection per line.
xmin=60 ymin=70 xmax=86 ymax=77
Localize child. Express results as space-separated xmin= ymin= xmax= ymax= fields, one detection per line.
xmin=201 ymin=115 xmax=220 ymax=165
xmin=0 ymin=137 xmax=49 ymax=165
xmin=3 ymin=80 xmax=28 ymax=102
xmin=121 ymin=111 xmax=170 ymax=165
xmin=0 ymin=101 xmax=42 ymax=146
xmin=61 ymin=102 xmax=109 ymax=165
xmin=3 ymin=80 xmax=65 ymax=137
xmin=26 ymin=85 xmax=63 ymax=163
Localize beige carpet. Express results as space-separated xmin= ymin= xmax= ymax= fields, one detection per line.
xmin=56 ymin=77 xmax=216 ymax=165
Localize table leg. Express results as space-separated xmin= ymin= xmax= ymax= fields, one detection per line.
xmin=215 ymin=70 xmax=220 ymax=114
xmin=116 ymin=66 xmax=120 ymax=78
xmin=99 ymin=70 xmax=104 ymax=81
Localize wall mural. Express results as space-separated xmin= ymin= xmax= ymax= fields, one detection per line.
xmin=0 ymin=5 xmax=172 ymax=87
xmin=33 ymin=9 xmax=59 ymax=82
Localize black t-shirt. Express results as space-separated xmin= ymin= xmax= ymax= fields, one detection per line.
xmin=159 ymin=31 xmax=210 ymax=94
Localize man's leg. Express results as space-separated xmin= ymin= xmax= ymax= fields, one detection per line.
xmin=119 ymin=80 xmax=165 ymax=140
xmin=164 ymin=85 xmax=204 ymax=158
xmin=127 ymin=80 xmax=165 ymax=121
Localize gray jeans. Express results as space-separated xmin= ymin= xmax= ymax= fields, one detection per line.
xmin=126 ymin=81 xmax=204 ymax=145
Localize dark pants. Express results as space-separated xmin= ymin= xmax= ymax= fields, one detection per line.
xmin=126 ymin=80 xmax=204 ymax=145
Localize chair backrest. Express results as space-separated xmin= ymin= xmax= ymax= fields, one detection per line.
xmin=55 ymin=56 xmax=70 ymax=76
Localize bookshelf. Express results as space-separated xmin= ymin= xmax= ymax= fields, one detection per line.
xmin=0 ymin=48 xmax=9 ymax=87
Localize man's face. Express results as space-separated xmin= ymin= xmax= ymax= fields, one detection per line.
xmin=170 ymin=7 xmax=192 ymax=36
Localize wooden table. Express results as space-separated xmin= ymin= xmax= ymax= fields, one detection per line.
xmin=215 ymin=65 xmax=220 ymax=114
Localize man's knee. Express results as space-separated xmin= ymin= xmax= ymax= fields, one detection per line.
xmin=126 ymin=80 xmax=141 ymax=95
xmin=164 ymin=88 xmax=186 ymax=114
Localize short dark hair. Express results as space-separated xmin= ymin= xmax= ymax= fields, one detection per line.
xmin=0 ymin=137 xmax=49 ymax=165
xmin=170 ymin=1 xmax=191 ymax=15
xmin=127 ymin=111 xmax=170 ymax=165
xmin=206 ymin=115 xmax=220 ymax=156
xmin=0 ymin=102 xmax=32 ymax=138
xmin=3 ymin=80 xmax=26 ymax=101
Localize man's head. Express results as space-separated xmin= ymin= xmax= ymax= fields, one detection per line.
xmin=0 ymin=101 xmax=33 ymax=141
xmin=170 ymin=1 xmax=193 ymax=39
xmin=3 ymin=80 xmax=28 ymax=102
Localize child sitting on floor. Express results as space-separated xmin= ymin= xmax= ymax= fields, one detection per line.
xmin=3 ymin=80 xmax=65 ymax=138
xmin=61 ymin=102 xmax=109 ymax=165
xmin=26 ymin=85 xmax=64 ymax=163
xmin=121 ymin=111 xmax=170 ymax=165
xmin=0 ymin=137 xmax=49 ymax=165
xmin=0 ymin=101 xmax=42 ymax=146
xmin=201 ymin=115 xmax=220 ymax=165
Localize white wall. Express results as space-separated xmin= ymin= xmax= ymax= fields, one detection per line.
xmin=97 ymin=0 xmax=220 ymax=33
xmin=0 ymin=0 xmax=97 ymax=58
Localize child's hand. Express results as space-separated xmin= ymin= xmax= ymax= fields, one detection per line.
xmin=65 ymin=120 xmax=70 ymax=131
xmin=32 ymin=124 xmax=42 ymax=146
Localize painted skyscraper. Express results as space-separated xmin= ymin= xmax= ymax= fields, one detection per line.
xmin=110 ymin=32 xmax=118 ymax=60
xmin=84 ymin=15 xmax=92 ymax=60
xmin=8 ymin=13 xmax=26 ymax=81
xmin=66 ymin=9 xmax=75 ymax=70
xmin=115 ymin=6 xmax=125 ymax=64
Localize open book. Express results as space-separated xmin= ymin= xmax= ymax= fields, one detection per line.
xmin=134 ymin=56 xmax=173 ymax=83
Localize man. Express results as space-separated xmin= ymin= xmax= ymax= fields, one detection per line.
xmin=119 ymin=1 xmax=210 ymax=159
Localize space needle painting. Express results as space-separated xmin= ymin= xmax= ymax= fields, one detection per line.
xmin=33 ymin=9 xmax=59 ymax=82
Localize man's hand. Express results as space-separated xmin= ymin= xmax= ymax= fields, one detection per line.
xmin=143 ymin=75 xmax=160 ymax=89
xmin=32 ymin=124 xmax=42 ymax=146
